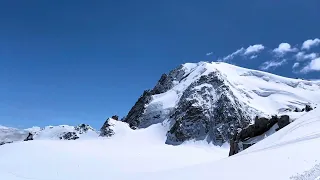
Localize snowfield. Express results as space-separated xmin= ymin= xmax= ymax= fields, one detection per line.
xmin=1 ymin=108 xmax=320 ymax=180
xmin=0 ymin=121 xmax=228 ymax=180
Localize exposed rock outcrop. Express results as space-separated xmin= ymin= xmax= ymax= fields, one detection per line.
xmin=124 ymin=65 xmax=187 ymax=129
xmin=123 ymin=90 xmax=153 ymax=129
xmin=277 ymin=115 xmax=290 ymax=130
xmin=229 ymin=115 xmax=292 ymax=156
xmin=59 ymin=132 xmax=79 ymax=140
xmin=166 ymin=72 xmax=251 ymax=145
xmin=112 ymin=115 xmax=119 ymax=120
xmin=0 ymin=141 xmax=13 ymax=146
xmin=123 ymin=64 xmax=251 ymax=145
xmin=304 ymin=105 xmax=313 ymax=112
xmin=238 ymin=116 xmax=278 ymax=141
xmin=75 ymin=124 xmax=94 ymax=134
xmin=24 ymin=133 xmax=34 ymax=141
xmin=100 ymin=119 xmax=115 ymax=137
xmin=294 ymin=105 xmax=314 ymax=113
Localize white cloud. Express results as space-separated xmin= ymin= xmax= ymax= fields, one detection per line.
xmin=301 ymin=38 xmax=320 ymax=50
xmin=250 ymin=55 xmax=258 ymax=59
xmin=295 ymin=52 xmax=318 ymax=61
xmin=273 ymin=43 xmax=298 ymax=56
xmin=244 ymin=44 xmax=265 ymax=55
xmin=206 ymin=52 xmax=213 ymax=56
xmin=300 ymin=57 xmax=320 ymax=73
xmin=221 ymin=44 xmax=265 ymax=62
xmin=222 ymin=48 xmax=245 ymax=61
xmin=292 ymin=62 xmax=300 ymax=69
xmin=260 ymin=59 xmax=287 ymax=70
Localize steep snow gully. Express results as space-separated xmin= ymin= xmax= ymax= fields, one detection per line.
xmin=1 ymin=62 xmax=320 ymax=180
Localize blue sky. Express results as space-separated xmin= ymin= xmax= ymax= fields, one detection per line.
xmin=0 ymin=0 xmax=319 ymax=129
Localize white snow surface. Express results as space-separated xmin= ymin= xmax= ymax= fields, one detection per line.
xmin=150 ymin=62 xmax=320 ymax=117
xmin=0 ymin=119 xmax=228 ymax=180
xmin=1 ymin=108 xmax=320 ymax=179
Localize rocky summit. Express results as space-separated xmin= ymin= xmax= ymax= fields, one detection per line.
xmin=123 ymin=62 xmax=320 ymax=146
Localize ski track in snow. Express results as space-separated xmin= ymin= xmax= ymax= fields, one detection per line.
xmin=290 ymin=163 xmax=320 ymax=180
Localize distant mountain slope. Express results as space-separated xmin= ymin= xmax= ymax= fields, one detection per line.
xmin=124 ymin=62 xmax=320 ymax=145
xmin=0 ymin=124 xmax=97 ymax=144
xmin=0 ymin=126 xmax=29 ymax=144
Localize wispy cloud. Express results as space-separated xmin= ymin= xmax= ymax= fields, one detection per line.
xmin=300 ymin=57 xmax=320 ymax=73
xmin=273 ymin=43 xmax=298 ymax=57
xmin=244 ymin=44 xmax=265 ymax=55
xmin=222 ymin=48 xmax=245 ymax=61
xmin=292 ymin=62 xmax=300 ymax=69
xmin=301 ymin=38 xmax=320 ymax=50
xmin=206 ymin=52 xmax=213 ymax=56
xmin=295 ymin=52 xmax=318 ymax=61
xmin=250 ymin=55 xmax=258 ymax=59
xmin=260 ymin=59 xmax=287 ymax=70
xmin=221 ymin=44 xmax=264 ymax=62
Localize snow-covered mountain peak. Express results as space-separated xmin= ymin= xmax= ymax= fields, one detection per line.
xmin=124 ymin=61 xmax=320 ymax=145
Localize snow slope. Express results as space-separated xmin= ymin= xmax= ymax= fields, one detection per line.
xmin=1 ymin=108 xmax=320 ymax=179
xmin=131 ymin=107 xmax=320 ymax=180
xmin=0 ymin=120 xmax=228 ymax=180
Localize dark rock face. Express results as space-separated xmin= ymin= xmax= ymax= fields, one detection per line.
xmin=24 ymin=133 xmax=34 ymax=141
xmin=166 ymin=72 xmax=251 ymax=145
xmin=123 ymin=65 xmax=191 ymax=129
xmin=290 ymin=105 xmax=313 ymax=113
xmin=294 ymin=108 xmax=300 ymax=112
xmin=238 ymin=116 xmax=278 ymax=141
xmin=229 ymin=115 xmax=292 ymax=156
xmin=304 ymin=105 xmax=313 ymax=112
xmin=112 ymin=115 xmax=119 ymax=120
xmin=278 ymin=115 xmax=290 ymax=129
xmin=123 ymin=90 xmax=153 ymax=129
xmin=100 ymin=119 xmax=115 ymax=137
xmin=123 ymin=64 xmax=252 ymax=145
xmin=75 ymin=124 xmax=94 ymax=134
xmin=229 ymin=131 xmax=239 ymax=156
xmin=59 ymin=132 xmax=79 ymax=140
xmin=0 ymin=141 xmax=13 ymax=146
xmin=167 ymin=105 xmax=210 ymax=145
